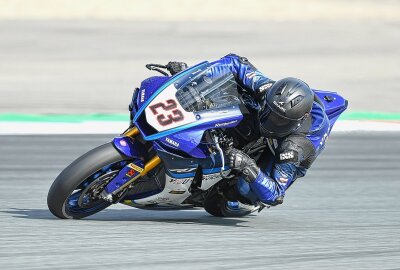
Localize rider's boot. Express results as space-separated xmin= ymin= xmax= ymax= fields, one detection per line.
xmin=204 ymin=179 xmax=260 ymax=217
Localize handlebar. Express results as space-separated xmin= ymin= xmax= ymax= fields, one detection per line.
xmin=146 ymin=61 xmax=189 ymax=76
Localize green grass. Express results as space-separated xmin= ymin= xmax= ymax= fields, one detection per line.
xmin=339 ymin=112 xmax=400 ymax=121
xmin=0 ymin=112 xmax=399 ymax=123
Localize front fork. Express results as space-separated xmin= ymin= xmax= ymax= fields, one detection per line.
xmin=101 ymin=127 xmax=161 ymax=203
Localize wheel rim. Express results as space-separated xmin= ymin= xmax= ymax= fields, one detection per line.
xmin=63 ymin=160 xmax=129 ymax=217
xmin=77 ymin=170 xmax=119 ymax=207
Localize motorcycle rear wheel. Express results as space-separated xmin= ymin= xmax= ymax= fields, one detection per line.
xmin=204 ymin=186 xmax=258 ymax=217
xmin=47 ymin=143 xmax=129 ymax=219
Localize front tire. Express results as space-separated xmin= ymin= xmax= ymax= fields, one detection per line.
xmin=47 ymin=143 xmax=129 ymax=219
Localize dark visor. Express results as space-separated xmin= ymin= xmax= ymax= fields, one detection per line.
xmin=259 ymin=105 xmax=302 ymax=137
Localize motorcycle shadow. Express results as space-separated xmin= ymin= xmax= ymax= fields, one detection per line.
xmin=1 ymin=208 xmax=255 ymax=227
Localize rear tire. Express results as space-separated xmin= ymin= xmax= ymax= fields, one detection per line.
xmin=47 ymin=143 xmax=129 ymax=219
xmin=203 ymin=190 xmax=224 ymax=217
xmin=204 ymin=186 xmax=258 ymax=217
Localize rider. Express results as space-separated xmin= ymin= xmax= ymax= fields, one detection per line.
xmin=168 ymin=54 xmax=332 ymax=211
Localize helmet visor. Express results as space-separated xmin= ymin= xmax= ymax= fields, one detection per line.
xmin=259 ymin=105 xmax=302 ymax=137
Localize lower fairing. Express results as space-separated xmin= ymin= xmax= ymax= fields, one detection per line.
xmin=121 ymin=168 xmax=229 ymax=208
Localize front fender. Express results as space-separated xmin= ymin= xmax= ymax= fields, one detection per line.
xmin=112 ymin=136 xmax=146 ymax=159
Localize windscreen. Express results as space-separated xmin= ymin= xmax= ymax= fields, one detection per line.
xmin=174 ymin=64 xmax=241 ymax=112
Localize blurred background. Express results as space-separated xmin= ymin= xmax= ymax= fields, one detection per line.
xmin=0 ymin=0 xmax=399 ymax=115
xmin=1 ymin=2 xmax=400 ymax=269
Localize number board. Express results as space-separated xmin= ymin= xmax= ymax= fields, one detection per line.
xmin=144 ymin=84 xmax=196 ymax=132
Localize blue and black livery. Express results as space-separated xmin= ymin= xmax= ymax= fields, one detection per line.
xmin=115 ymin=54 xmax=348 ymax=206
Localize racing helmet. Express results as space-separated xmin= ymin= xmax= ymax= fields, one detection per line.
xmin=259 ymin=77 xmax=314 ymax=138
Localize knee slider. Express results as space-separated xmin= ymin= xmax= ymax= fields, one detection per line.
xmin=265 ymin=196 xmax=284 ymax=206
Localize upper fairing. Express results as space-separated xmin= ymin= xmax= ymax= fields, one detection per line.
xmin=137 ymin=76 xmax=170 ymax=112
xmin=133 ymin=61 xmax=244 ymax=143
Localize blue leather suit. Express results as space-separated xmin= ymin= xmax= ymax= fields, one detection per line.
xmin=209 ymin=54 xmax=331 ymax=205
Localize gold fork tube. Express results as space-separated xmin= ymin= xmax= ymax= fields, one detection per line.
xmin=140 ymin=156 xmax=161 ymax=176
xmin=122 ymin=126 xmax=161 ymax=175
xmin=117 ymin=156 xmax=161 ymax=191
xmin=123 ymin=126 xmax=140 ymax=137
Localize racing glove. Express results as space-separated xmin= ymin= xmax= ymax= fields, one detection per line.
xmin=226 ymin=149 xmax=260 ymax=183
xmin=166 ymin=61 xmax=188 ymax=75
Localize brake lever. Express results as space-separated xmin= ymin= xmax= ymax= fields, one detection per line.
xmin=145 ymin=64 xmax=169 ymax=76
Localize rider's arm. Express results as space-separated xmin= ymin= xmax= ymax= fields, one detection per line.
xmin=209 ymin=54 xmax=275 ymax=97
xmin=249 ymin=135 xmax=316 ymax=205
xmin=227 ymin=140 xmax=309 ymax=205
xmin=249 ymin=163 xmax=306 ymax=205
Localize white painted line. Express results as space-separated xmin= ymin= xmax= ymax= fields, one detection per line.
xmin=0 ymin=121 xmax=128 ymax=135
xmin=332 ymin=120 xmax=400 ymax=132
xmin=0 ymin=120 xmax=400 ymax=135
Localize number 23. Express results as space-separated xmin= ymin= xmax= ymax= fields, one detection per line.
xmin=149 ymin=99 xmax=184 ymax=126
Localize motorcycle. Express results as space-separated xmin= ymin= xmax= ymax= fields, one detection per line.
xmin=47 ymin=61 xmax=348 ymax=219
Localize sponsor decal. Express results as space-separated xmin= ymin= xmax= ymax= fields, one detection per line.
xmin=125 ymin=169 xmax=136 ymax=177
xmin=169 ymin=190 xmax=186 ymax=195
xmin=202 ymin=173 xmax=222 ymax=182
xmin=140 ymin=89 xmax=146 ymax=103
xmin=280 ymin=151 xmax=294 ymax=160
xmin=169 ymin=168 xmax=196 ymax=173
xmin=273 ymin=100 xmax=286 ymax=112
xmin=266 ymin=138 xmax=279 ymax=154
xmin=279 ymin=151 xmax=297 ymax=161
xmin=259 ymin=83 xmax=273 ymax=91
xmin=246 ymin=72 xmax=256 ymax=79
xmin=128 ymin=163 xmax=144 ymax=173
xmin=279 ymin=177 xmax=288 ymax=184
xmin=165 ymin=137 xmax=179 ymax=147
xmin=239 ymin=56 xmax=249 ymax=63
xmin=169 ymin=177 xmax=192 ymax=185
xmin=215 ymin=120 xmax=238 ymax=128
xmin=191 ymin=69 xmax=202 ymax=75
xmin=147 ymin=200 xmax=158 ymax=204
xmin=320 ymin=132 xmax=328 ymax=146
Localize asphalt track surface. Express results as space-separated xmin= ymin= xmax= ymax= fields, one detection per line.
xmin=0 ymin=132 xmax=399 ymax=269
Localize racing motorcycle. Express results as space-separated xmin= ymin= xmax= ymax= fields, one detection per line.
xmin=47 ymin=61 xmax=347 ymax=219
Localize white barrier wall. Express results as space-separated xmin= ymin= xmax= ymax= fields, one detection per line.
xmin=0 ymin=0 xmax=398 ymax=21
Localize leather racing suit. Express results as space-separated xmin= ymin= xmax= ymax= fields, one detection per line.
xmin=208 ymin=54 xmax=331 ymax=206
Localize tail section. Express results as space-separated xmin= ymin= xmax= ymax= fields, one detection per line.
xmin=313 ymin=89 xmax=348 ymax=127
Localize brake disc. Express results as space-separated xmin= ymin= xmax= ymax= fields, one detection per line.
xmin=78 ymin=170 xmax=119 ymax=207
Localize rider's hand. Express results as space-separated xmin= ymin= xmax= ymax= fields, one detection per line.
xmin=226 ymin=149 xmax=260 ymax=183
xmin=166 ymin=61 xmax=188 ymax=75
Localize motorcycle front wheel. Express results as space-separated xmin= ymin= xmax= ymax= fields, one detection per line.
xmin=47 ymin=143 xmax=130 ymax=219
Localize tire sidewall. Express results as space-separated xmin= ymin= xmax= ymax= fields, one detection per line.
xmin=47 ymin=143 xmax=129 ymax=219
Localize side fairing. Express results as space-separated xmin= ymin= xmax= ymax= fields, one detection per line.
xmin=147 ymin=106 xmax=242 ymax=158
xmin=159 ymin=128 xmax=206 ymax=158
